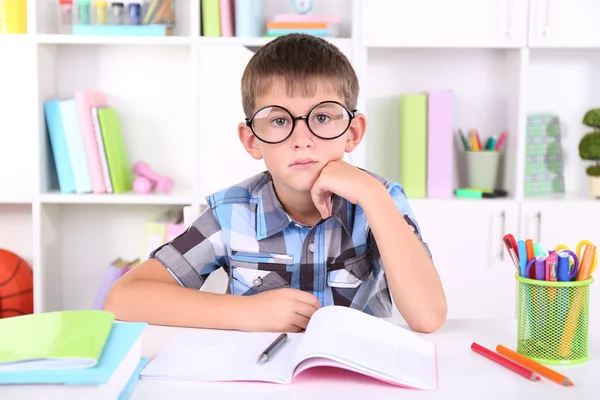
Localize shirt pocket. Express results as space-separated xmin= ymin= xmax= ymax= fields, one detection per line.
xmin=229 ymin=250 xmax=293 ymax=295
xmin=326 ymin=250 xmax=373 ymax=289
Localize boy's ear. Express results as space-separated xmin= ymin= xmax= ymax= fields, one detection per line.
xmin=345 ymin=113 xmax=367 ymax=153
xmin=238 ymin=122 xmax=263 ymax=160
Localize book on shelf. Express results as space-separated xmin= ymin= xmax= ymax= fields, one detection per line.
xmin=43 ymin=91 xmax=133 ymax=195
xmin=0 ymin=310 xmax=147 ymax=399
xmin=140 ymin=306 xmax=438 ymax=390
xmin=142 ymin=208 xmax=186 ymax=260
xmin=265 ymin=15 xmax=341 ymax=37
xmin=398 ymin=91 xmax=454 ymax=199
xmin=199 ymin=0 xmax=341 ymax=38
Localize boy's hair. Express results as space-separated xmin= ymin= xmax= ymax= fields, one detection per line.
xmin=241 ymin=34 xmax=359 ymax=118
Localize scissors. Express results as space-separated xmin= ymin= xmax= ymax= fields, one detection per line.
xmin=555 ymin=240 xmax=597 ymax=274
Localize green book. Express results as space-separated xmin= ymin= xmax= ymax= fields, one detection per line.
xmin=201 ymin=0 xmax=221 ymax=36
xmin=0 ymin=310 xmax=114 ymax=371
xmin=399 ymin=94 xmax=428 ymax=198
xmin=97 ymin=107 xmax=133 ymax=194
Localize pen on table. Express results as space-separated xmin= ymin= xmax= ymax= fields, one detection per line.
xmin=471 ymin=342 xmax=540 ymax=381
xmin=257 ymin=333 xmax=288 ymax=364
xmin=496 ymin=344 xmax=574 ymax=386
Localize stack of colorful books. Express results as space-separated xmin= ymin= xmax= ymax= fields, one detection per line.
xmin=0 ymin=310 xmax=147 ymax=399
xmin=44 ymin=91 xmax=133 ymax=195
xmin=265 ymin=14 xmax=340 ymax=37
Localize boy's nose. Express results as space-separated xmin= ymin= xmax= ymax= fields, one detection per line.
xmin=291 ymin=120 xmax=313 ymax=149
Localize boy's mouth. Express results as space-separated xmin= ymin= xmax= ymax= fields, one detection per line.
xmin=290 ymin=159 xmax=318 ymax=169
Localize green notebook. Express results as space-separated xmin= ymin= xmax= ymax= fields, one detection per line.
xmin=399 ymin=94 xmax=428 ymax=198
xmin=0 ymin=310 xmax=114 ymax=371
xmin=97 ymin=107 xmax=133 ymax=194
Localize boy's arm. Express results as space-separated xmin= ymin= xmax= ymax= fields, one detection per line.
xmin=104 ymin=208 xmax=321 ymax=331
xmin=103 ymin=258 xmax=247 ymax=330
xmin=104 ymin=208 xmax=246 ymax=329
xmin=361 ymin=182 xmax=447 ymax=333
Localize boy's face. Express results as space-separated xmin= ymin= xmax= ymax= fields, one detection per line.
xmin=238 ymin=79 xmax=366 ymax=194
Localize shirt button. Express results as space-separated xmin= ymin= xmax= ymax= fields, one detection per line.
xmin=308 ymin=243 xmax=316 ymax=253
xmin=253 ymin=277 xmax=263 ymax=286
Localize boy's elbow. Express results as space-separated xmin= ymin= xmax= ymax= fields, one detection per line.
xmin=103 ymin=280 xmax=127 ymax=318
xmin=408 ymin=300 xmax=447 ymax=334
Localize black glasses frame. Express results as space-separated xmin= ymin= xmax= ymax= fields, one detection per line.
xmin=245 ymin=100 xmax=358 ymax=144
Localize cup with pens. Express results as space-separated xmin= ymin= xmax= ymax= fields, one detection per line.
xmin=503 ymin=234 xmax=595 ymax=365
xmin=459 ymin=130 xmax=506 ymax=190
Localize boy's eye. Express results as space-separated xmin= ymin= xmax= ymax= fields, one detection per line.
xmin=271 ymin=117 xmax=290 ymax=127
xmin=313 ymin=113 xmax=331 ymax=124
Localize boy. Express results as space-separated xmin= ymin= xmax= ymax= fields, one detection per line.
xmin=104 ymin=34 xmax=447 ymax=334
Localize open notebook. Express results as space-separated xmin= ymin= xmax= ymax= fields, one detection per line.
xmin=140 ymin=306 xmax=438 ymax=390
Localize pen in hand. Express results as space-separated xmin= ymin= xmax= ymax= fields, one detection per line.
xmin=257 ymin=333 xmax=288 ymax=364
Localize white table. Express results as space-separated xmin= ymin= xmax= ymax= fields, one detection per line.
xmin=131 ymin=319 xmax=599 ymax=399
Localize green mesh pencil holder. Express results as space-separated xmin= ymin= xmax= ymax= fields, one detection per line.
xmin=515 ymin=274 xmax=594 ymax=365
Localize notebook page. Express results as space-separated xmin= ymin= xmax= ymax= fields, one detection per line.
xmin=140 ymin=330 xmax=302 ymax=383
xmin=292 ymin=306 xmax=437 ymax=390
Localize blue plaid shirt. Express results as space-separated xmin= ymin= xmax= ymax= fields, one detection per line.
xmin=151 ymin=170 xmax=431 ymax=317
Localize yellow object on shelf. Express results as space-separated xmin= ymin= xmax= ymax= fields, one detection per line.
xmin=0 ymin=0 xmax=27 ymax=34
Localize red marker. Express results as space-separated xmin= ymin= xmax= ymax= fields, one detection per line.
xmin=471 ymin=342 xmax=540 ymax=381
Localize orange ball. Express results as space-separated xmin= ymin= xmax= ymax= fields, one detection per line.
xmin=0 ymin=249 xmax=33 ymax=318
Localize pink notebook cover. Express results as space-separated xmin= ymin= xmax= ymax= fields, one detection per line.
xmin=75 ymin=91 xmax=108 ymax=194
xmin=219 ymin=0 xmax=234 ymax=36
xmin=427 ymin=91 xmax=453 ymax=198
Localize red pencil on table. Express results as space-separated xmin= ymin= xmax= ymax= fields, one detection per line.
xmin=471 ymin=342 xmax=540 ymax=381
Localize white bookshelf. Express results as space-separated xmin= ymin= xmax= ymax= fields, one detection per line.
xmin=1 ymin=0 xmax=599 ymax=320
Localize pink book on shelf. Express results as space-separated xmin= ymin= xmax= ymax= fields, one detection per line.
xmin=74 ymin=91 xmax=108 ymax=194
xmin=219 ymin=0 xmax=234 ymax=36
xmin=427 ymin=91 xmax=454 ymax=198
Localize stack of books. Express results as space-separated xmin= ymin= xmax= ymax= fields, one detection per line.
xmin=0 ymin=310 xmax=147 ymax=399
xmin=44 ymin=91 xmax=133 ymax=195
xmin=265 ymin=14 xmax=340 ymax=37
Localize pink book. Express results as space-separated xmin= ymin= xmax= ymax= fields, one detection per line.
xmin=74 ymin=91 xmax=108 ymax=194
xmin=139 ymin=306 xmax=439 ymax=390
xmin=219 ymin=0 xmax=234 ymax=36
xmin=427 ymin=91 xmax=454 ymax=198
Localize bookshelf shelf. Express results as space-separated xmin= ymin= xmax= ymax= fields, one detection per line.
xmin=35 ymin=34 xmax=193 ymax=46
xmin=39 ymin=192 xmax=193 ymax=205
xmin=0 ymin=196 xmax=36 ymax=205
xmin=2 ymin=0 xmax=600 ymax=318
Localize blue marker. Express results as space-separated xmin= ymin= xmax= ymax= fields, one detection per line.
xmin=518 ymin=240 xmax=527 ymax=276
xmin=558 ymin=252 xmax=571 ymax=282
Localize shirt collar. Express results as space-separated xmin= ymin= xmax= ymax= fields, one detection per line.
xmin=256 ymin=174 xmax=352 ymax=240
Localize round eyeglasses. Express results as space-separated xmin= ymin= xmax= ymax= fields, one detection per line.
xmin=245 ymin=101 xmax=358 ymax=144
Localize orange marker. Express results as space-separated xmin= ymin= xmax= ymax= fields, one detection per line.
xmin=577 ymin=244 xmax=596 ymax=281
xmin=525 ymin=239 xmax=535 ymax=278
xmin=496 ymin=345 xmax=574 ymax=386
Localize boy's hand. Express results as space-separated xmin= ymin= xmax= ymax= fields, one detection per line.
xmin=311 ymin=160 xmax=380 ymax=219
xmin=240 ymin=288 xmax=321 ymax=332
